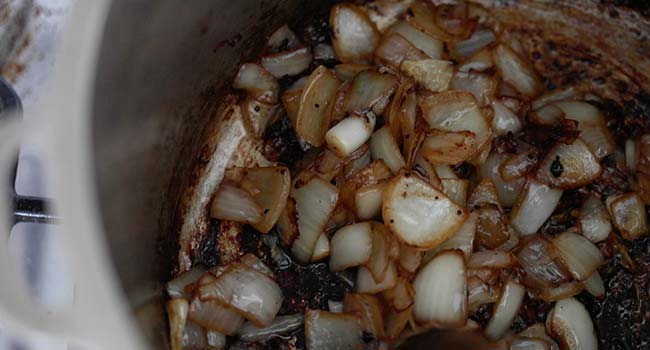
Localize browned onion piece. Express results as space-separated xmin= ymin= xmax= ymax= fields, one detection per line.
xmin=546 ymin=298 xmax=598 ymax=350
xmin=340 ymin=160 xmax=393 ymax=211
xmin=531 ymin=86 xmax=577 ymax=110
xmin=296 ymin=66 xmax=342 ymax=146
xmin=239 ymin=166 xmax=291 ymax=233
xmin=276 ymin=197 xmax=299 ymax=248
xmin=433 ymin=2 xmax=471 ymax=38
xmin=344 ymin=70 xmax=397 ymax=115
xmin=233 ymin=63 xmax=279 ymax=104
xmin=467 ymin=268 xmax=499 ymax=285
xmin=516 ymin=235 xmax=572 ymax=290
xmin=467 ymin=276 xmax=500 ymax=311
xmin=510 ymin=179 xmax=563 ymax=235
xmin=188 ymin=297 xmax=245 ymax=335
xmin=238 ymin=314 xmax=304 ymax=343
xmin=551 ymin=232 xmax=604 ymax=281
xmin=167 ymin=266 xmax=207 ymax=299
xmin=519 ymin=324 xmax=559 ymax=350
xmin=261 ymin=47 xmax=312 ymax=78
xmin=240 ymin=98 xmax=280 ymax=137
xmin=383 ymin=171 xmax=467 ymax=249
xmin=305 ymin=309 xmax=365 ymax=350
xmin=454 ymin=30 xmax=496 ymax=58
xmin=210 ymin=182 xmax=263 ymax=224
xmin=333 ymin=63 xmax=373 ymax=81
xmin=606 ymin=192 xmax=648 ymax=240
xmin=311 ymin=234 xmax=330 ymax=263
xmin=357 ymin=262 xmax=398 ymax=293
xmin=434 ymin=164 xmax=459 ymax=179
xmin=370 ymin=126 xmax=406 ymax=173
xmin=267 ymin=24 xmax=300 ymax=53
xmin=389 ymin=21 xmax=444 ymax=59
xmin=407 ymin=0 xmax=455 ymax=42
xmin=500 ymin=150 xmax=539 ymax=182
xmin=281 ymin=89 xmax=302 ymax=125
xmin=385 ymin=307 xmax=413 ymax=340
xmin=167 ymin=298 xmax=189 ymax=350
xmin=528 ymin=103 xmax=565 ymax=126
xmin=485 ymin=280 xmax=525 ymax=340
xmin=493 ymin=44 xmax=542 ymax=97
xmin=490 ymin=99 xmax=522 ymax=136
xmin=382 ymin=277 xmax=415 ymax=311
xmin=479 ymin=153 xmax=525 ymax=207
xmin=239 ymin=253 xmax=275 ymax=279
xmin=355 ymin=182 xmax=386 ymax=220
xmin=414 ymin=151 xmax=443 ymax=190
xmin=386 ymin=78 xmax=415 ymax=139
xmin=468 ymin=179 xmax=501 ymax=209
xmin=364 ymin=0 xmax=413 ymax=33
xmin=450 ymin=71 xmax=497 ymax=106
xmin=476 ymin=207 xmax=510 ymax=250
xmin=399 ymin=243 xmax=423 ymax=273
xmin=468 ymin=250 xmax=515 ymax=269
xmin=426 ymin=211 xmax=477 ymax=260
xmin=330 ymin=3 xmax=380 ymax=63
xmin=375 ymin=32 xmax=429 ymax=69
xmin=401 ymin=59 xmax=454 ymax=92
xmin=553 ymin=101 xmax=614 ymax=160
xmin=421 ymin=129 xmax=479 ymax=165
xmin=536 ymin=138 xmax=602 ymax=189
xmin=344 ymin=293 xmax=384 ymax=337
xmin=583 ymin=271 xmax=605 ymax=298
xmin=367 ymin=221 xmax=391 ymax=281
xmin=579 ymin=195 xmax=611 ymax=243
xmin=329 ymin=222 xmax=373 ymax=271
xmin=413 ymin=251 xmax=467 ymax=327
xmin=441 ymin=179 xmax=469 ymax=207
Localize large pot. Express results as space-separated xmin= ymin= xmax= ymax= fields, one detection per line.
xmin=0 ymin=0 xmax=648 ymax=349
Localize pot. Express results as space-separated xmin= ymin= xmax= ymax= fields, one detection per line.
xmin=0 ymin=0 xmax=648 ymax=349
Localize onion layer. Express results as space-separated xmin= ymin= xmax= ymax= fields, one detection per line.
xmin=536 ymin=139 xmax=601 ymax=189
xmin=606 ymin=192 xmax=648 ymax=240
xmin=329 ymin=222 xmax=373 ymax=271
xmin=510 ymin=180 xmax=563 ymax=235
xmin=261 ymin=47 xmax=312 ymax=78
xmin=493 ymin=44 xmax=542 ymax=97
xmin=485 ymin=280 xmax=525 ymax=340
xmin=305 ymin=310 xmax=364 ymax=350
xmin=326 ymin=112 xmax=376 ymax=158
xmin=297 ymin=66 xmax=342 ymax=146
xmin=210 ymin=182 xmax=263 ymax=224
xmin=401 ymin=59 xmax=454 ymax=92
xmin=546 ymin=298 xmax=598 ymax=350
xmin=330 ymin=3 xmax=380 ymax=63
xmin=238 ymin=314 xmax=303 ymax=343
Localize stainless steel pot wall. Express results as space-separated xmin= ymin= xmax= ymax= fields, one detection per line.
xmin=89 ymin=0 xmax=650 ymax=347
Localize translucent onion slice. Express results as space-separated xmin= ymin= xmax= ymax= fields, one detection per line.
xmin=344 ymin=70 xmax=397 ymax=115
xmin=167 ymin=266 xmax=207 ymax=299
xmin=240 ymin=166 xmax=291 ymax=233
xmin=553 ymin=101 xmax=614 ymax=159
xmin=296 ymin=66 xmax=342 ymax=146
xmin=399 ymin=243 xmax=423 ymax=273
xmin=182 ymin=321 xmax=216 ymax=350
xmin=305 ymin=310 xmax=364 ymax=350
xmin=238 ymin=314 xmax=304 ymax=343
xmin=485 ymin=280 xmax=526 ymax=340
xmin=311 ymin=234 xmax=331 ymax=262
xmin=458 ymin=48 xmax=495 ymax=73
xmin=382 ymin=277 xmax=415 ymax=311
xmin=383 ymin=171 xmax=467 ymax=249
xmin=239 ymin=253 xmax=275 ymax=279
xmin=538 ymin=277 xmax=583 ymax=301
xmin=330 ymin=3 xmax=380 ymax=63
xmin=282 ymin=89 xmax=302 ymax=125
xmin=357 ymin=262 xmax=398 ymax=294
xmin=389 ymin=21 xmax=444 ymax=59
xmin=434 ymin=164 xmax=459 ymax=179
xmin=267 ymin=24 xmax=300 ymax=53
xmin=413 ymin=251 xmax=468 ymax=327
xmin=500 ymin=150 xmax=539 ymax=182
xmin=188 ymin=297 xmax=245 ymax=335
xmin=546 ymin=298 xmax=598 ymax=350
xmin=340 ymin=160 xmax=393 ymax=210
xmin=385 ymin=307 xmax=413 ymax=340
xmin=468 ymin=180 xmax=501 ymax=209
xmin=325 ymin=112 xmax=376 ymax=158
xmin=468 ymin=250 xmax=516 ymax=269
xmin=414 ymin=152 xmax=443 ymax=189
xmin=375 ymin=32 xmax=429 ymax=69
xmin=334 ymin=63 xmax=373 ymax=81
xmin=329 ymin=222 xmax=373 ymax=271
xmin=343 ymin=293 xmax=384 ymax=337
xmin=367 ymin=221 xmax=391 ymax=282
xmin=531 ymin=86 xmax=577 ymax=110
xmin=552 ymin=232 xmax=604 ymax=281
xmin=355 ymin=182 xmax=386 ymax=220
xmin=606 ymin=192 xmax=648 ymax=240
xmin=210 ymin=182 xmax=263 ymax=224
xmin=370 ymin=126 xmax=406 ymax=173
xmin=307 ymin=149 xmax=346 ymax=182
xmin=240 ymin=98 xmax=280 ymax=137
xmin=536 ymin=139 xmax=602 ymax=189
xmin=454 ymin=29 xmax=496 ymax=57
xmin=583 ymin=271 xmax=605 ymax=299
xmin=476 ymin=207 xmax=510 ymax=250
xmin=510 ymin=180 xmax=563 ymax=235
xmin=479 ymin=153 xmax=526 ymax=207
xmin=491 ymin=99 xmax=522 ymax=136
xmin=167 ymin=298 xmax=189 ymax=350
xmin=407 ymin=0 xmax=455 ymax=42
xmin=291 ymin=176 xmax=339 ymax=264
xmin=400 ymin=59 xmax=454 ymax=92
xmin=426 ymin=212 xmax=477 ymax=260
xmin=528 ymin=104 xmax=565 ymax=126
xmin=233 ymin=63 xmax=279 ymax=103
xmin=276 ymin=197 xmax=299 ymax=248
xmin=467 ymin=276 xmax=500 ymax=312
xmin=313 ymin=43 xmax=336 ymax=61
xmin=516 ymin=236 xmax=571 ymax=290
xmin=493 ymin=44 xmax=542 ymax=97
xmin=441 ymin=179 xmax=469 ymax=207
xmin=579 ymin=195 xmax=611 ymax=243
xmin=261 ymin=47 xmax=312 ymax=78
xmin=450 ymin=71 xmax=497 ymax=106
xmin=364 ymin=0 xmax=413 ymax=33
xmin=519 ymin=323 xmax=560 ymax=350
xmin=421 ymin=130 xmax=480 ymax=165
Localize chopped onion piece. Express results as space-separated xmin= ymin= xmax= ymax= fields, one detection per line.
xmin=606 ymin=192 xmax=647 ymax=240
xmin=552 ymin=232 xmax=604 ymax=281
xmin=340 ymin=160 xmax=393 ymax=210
xmin=296 ymin=66 xmax=342 ymax=146
xmin=291 ymin=177 xmax=339 ymax=264
xmin=167 ymin=298 xmax=189 ymax=350
xmin=344 ymin=70 xmax=397 ymax=115
xmin=458 ymin=48 xmax=495 ymax=73
xmin=334 ymin=63 xmax=373 ymax=81
xmin=167 ymin=266 xmax=207 ymax=299
xmin=434 ymin=164 xmax=459 ymax=179
xmin=450 ymin=71 xmax=497 ymax=106
xmin=239 ymin=253 xmax=274 ymax=279
xmin=536 ymin=139 xmax=602 ymax=189
xmin=510 ymin=180 xmax=563 ymax=235
xmin=401 ymin=59 xmax=453 ymax=92
xmin=441 ymin=179 xmax=469 ymax=206
xmin=468 ymin=250 xmax=515 ymax=269
xmin=399 ymin=243 xmax=423 ymax=273
xmin=262 ymin=47 xmax=312 ymax=78
xmin=240 ymin=166 xmax=291 ymax=233
xmin=529 ymin=104 xmax=565 ymax=126
xmin=267 ymin=24 xmax=300 ymax=53
xmin=357 ymin=262 xmax=398 ymax=294
xmin=493 ymin=44 xmax=542 ymax=97
xmin=519 ymin=324 xmax=559 ymax=350
xmin=370 ymin=126 xmax=406 ymax=173
xmin=579 ymin=195 xmax=611 ymax=243
xmin=468 ymin=276 xmax=500 ymax=311
xmin=480 ymin=153 xmax=525 ymax=207
xmin=583 ymin=271 xmax=605 ymax=298
xmin=510 ymin=337 xmax=552 ymax=350
xmin=491 ymin=99 xmax=522 ymax=136
xmin=476 ymin=207 xmax=510 ymax=249
xmin=426 ymin=212 xmax=477 ymax=260
xmin=325 ymin=112 xmax=376 ymax=158
xmin=407 ymin=0 xmax=454 ymax=42
xmin=500 ymin=150 xmax=540 ymax=182
xmin=413 ymin=251 xmax=467 ymax=327
xmin=313 ymin=44 xmax=336 ymax=61
xmin=344 ymin=293 xmax=384 ymax=337
xmin=311 ymin=234 xmax=331 ymax=262
xmin=553 ymin=101 xmax=614 ymax=159
xmin=367 ymin=221 xmax=391 ymax=281
xmin=233 ymin=63 xmax=279 ymax=103
xmin=414 ymin=152 xmax=443 ymax=188
xmin=355 ymin=182 xmax=386 ymax=220
xmin=330 ymin=3 xmax=380 ymax=63
xmin=383 ymin=171 xmax=467 ymax=249
xmin=517 ymin=235 xmax=571 ymax=290
xmin=276 ymin=197 xmax=299 ymax=248
xmin=421 ymin=130 xmax=480 ymax=165
xmin=485 ymin=280 xmax=525 ymax=340
xmin=182 ymin=321 xmax=209 ymax=349
xmin=540 ymin=281 xmax=584 ymax=303
xmin=531 ymin=86 xmax=577 ymax=110
xmin=329 ymin=222 xmax=373 ymax=271
xmin=210 ymin=182 xmax=263 ymax=224
xmin=364 ymin=0 xmax=412 ymax=32
xmin=389 ymin=21 xmax=443 ymax=59
xmin=546 ymin=298 xmax=598 ymax=350
xmin=454 ymin=29 xmax=496 ymax=57
xmin=375 ymin=32 xmax=429 ymax=69
xmin=207 ymin=330 xmax=226 ymax=349
xmin=305 ymin=310 xmax=364 ymax=350
xmin=241 ymin=98 xmax=279 ymax=137
xmin=238 ymin=314 xmax=304 ymax=343
xmin=382 ymin=277 xmax=415 ymax=311
xmin=385 ymin=307 xmax=413 ymax=340
xmin=188 ymin=297 xmax=245 ymax=335
xmin=626 ymin=139 xmax=637 ymax=173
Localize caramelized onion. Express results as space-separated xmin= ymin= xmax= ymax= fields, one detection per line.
xmin=233 ymin=63 xmax=279 ymax=103
xmin=305 ymin=310 xmax=365 ymax=350
xmin=510 ymin=180 xmax=563 ymax=235
xmin=326 ymin=112 xmax=376 ymax=157
xmin=552 ymin=232 xmax=603 ymax=281
xmin=375 ymin=32 xmax=429 ymax=69
xmin=311 ymin=234 xmax=331 ymax=262
xmin=491 ymin=99 xmax=522 ymax=136
xmin=468 ymin=250 xmax=516 ymax=269
xmin=370 ymin=126 xmax=406 ymax=173
xmin=400 ymin=59 xmax=453 ymax=92
xmin=344 ymin=293 xmax=384 ymax=337
xmin=454 ymin=29 xmax=496 ymax=57
xmin=536 ymin=139 xmax=602 ymax=189
xmin=296 ymin=66 xmax=342 ymax=146
xmin=583 ymin=272 xmax=605 ymax=299
xmin=241 ymin=166 xmax=291 ymax=233
xmin=579 ymin=195 xmax=611 ymax=243
xmin=493 ymin=44 xmax=542 ymax=97
xmin=382 ymin=277 xmax=415 ymax=311
xmin=167 ymin=266 xmax=207 ymax=299
xmin=188 ymin=297 xmax=245 ymax=335
xmin=267 ymin=24 xmax=300 ymax=53
xmin=606 ymin=192 xmax=647 ymax=240
xmin=367 ymin=221 xmax=391 ymax=281
xmin=427 ymin=211 xmax=477 ymax=260
xmin=389 ymin=21 xmax=444 ymax=59
xmin=210 ymin=182 xmax=263 ymax=224
xmin=516 ymin=236 xmax=571 ymax=290
xmin=330 ymin=3 xmax=380 ymax=63
xmin=167 ymin=299 xmax=189 ymax=350
xmin=238 ymin=314 xmax=303 ymax=343
xmin=450 ymin=71 xmax=497 ymax=106
xmin=355 ymin=182 xmax=386 ymax=220
xmin=546 ymin=298 xmax=598 ymax=350
xmin=344 ymin=70 xmax=397 ymax=115
xmin=261 ymin=47 xmax=312 ymax=78
xmin=485 ymin=280 xmax=525 ymax=340
xmin=421 ymin=130 xmax=480 ymax=165
xmin=357 ymin=262 xmax=398 ymax=293
xmin=479 ymin=153 xmax=525 ymax=207
xmin=553 ymin=101 xmax=614 ymax=159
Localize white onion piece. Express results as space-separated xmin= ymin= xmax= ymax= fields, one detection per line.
xmin=357 ymin=262 xmax=398 ymax=294
xmin=485 ymin=280 xmax=526 ymax=340
xmin=389 ymin=21 xmax=443 ymax=59
xmin=454 ymin=30 xmax=496 ymax=57
xmin=313 ymin=44 xmax=336 ymax=61
xmin=167 ymin=266 xmax=207 ymax=298
xmin=305 ymin=310 xmax=364 ymax=350
xmin=413 ymin=251 xmax=467 ymax=327
xmin=553 ymin=101 xmax=614 ymax=159
xmin=367 ymin=222 xmax=391 ymax=282
xmin=296 ymin=66 xmax=342 ymax=146
xmin=517 ymin=236 xmax=571 ymax=290
xmin=261 ymin=47 xmax=312 ymax=78
xmin=529 ymin=104 xmax=565 ymax=126
xmin=364 ymin=0 xmax=412 ymax=32
xmin=197 ymin=263 xmax=283 ymax=327
xmin=510 ymin=337 xmax=551 ymax=350
xmin=240 ymin=98 xmax=279 ymax=137
xmin=345 ymin=70 xmax=397 ymax=115
xmin=344 ymin=293 xmax=384 ymax=337
xmin=207 ymin=330 xmax=226 ymax=349
xmin=399 ymin=243 xmax=423 ymax=273
xmin=427 ymin=212 xmax=477 ymax=260
xmin=493 ymin=44 xmax=542 ymax=97
xmin=491 ymin=99 xmax=522 ymax=136
xmin=291 ymin=177 xmax=339 ymax=264
xmin=182 ymin=321 xmax=209 ymax=349
xmin=421 ymin=130 xmax=480 ymax=165
xmin=626 ymin=139 xmax=637 ymax=173
xmin=167 ymin=299 xmax=189 ymax=350
xmin=242 ymin=166 xmax=291 ymax=233
xmin=370 ymin=126 xmax=406 ymax=173
xmin=479 ymin=153 xmax=525 ymax=207
xmin=233 ymin=63 xmax=279 ymax=103
xmin=325 ymin=112 xmax=376 ymax=157
xmin=267 ymin=24 xmax=300 ymax=52
xmin=441 ymin=179 xmax=469 ymax=207
xmin=401 ymin=59 xmax=453 ymax=92
xmin=188 ymin=298 xmax=245 ymax=335
xmin=519 ymin=324 xmax=559 ymax=350
xmin=276 ymin=198 xmax=299 ymax=248
xmin=531 ymin=86 xmax=577 ymax=110
xmin=330 ymin=3 xmax=380 ymax=63
xmin=552 ymin=232 xmax=604 ymax=281
xmin=434 ymin=164 xmax=458 ymax=179
xmin=311 ymin=234 xmax=331 ymax=262
xmin=239 ymin=254 xmax=274 ymax=279
xmin=541 ymin=281 xmax=585 ymax=304
xmin=238 ymin=314 xmax=304 ymax=343
xmin=210 ymin=183 xmax=263 ymax=224
xmin=383 ymin=171 xmax=467 ymax=249
xmin=328 ymin=300 xmax=344 ymax=313
xmin=450 ymin=71 xmax=497 ymax=106
xmin=459 ymin=48 xmax=495 ymax=73
xmin=467 ymin=268 xmax=499 ymax=285
xmin=382 ymin=278 xmax=415 ymax=311
xmin=546 ymin=298 xmax=598 ymax=350
xmin=579 ymin=195 xmax=611 ymax=243
xmin=468 ymin=250 xmax=515 ymax=269
xmin=606 ymin=192 xmax=647 ymax=240
xmin=510 ymin=180 xmax=563 ymax=235
xmin=375 ymin=32 xmax=429 ymax=69
xmin=537 ymin=138 xmax=602 ymax=189
xmin=329 ymin=222 xmax=373 ymax=271
xmin=583 ymin=272 xmax=605 ymax=298
xmin=355 ymin=182 xmax=386 ymax=220
xmin=468 ymin=277 xmax=500 ymax=311
xmin=334 ymin=63 xmax=373 ymax=81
